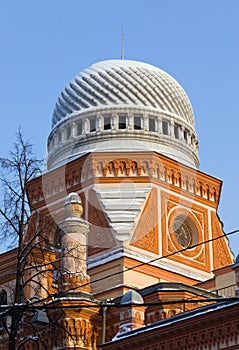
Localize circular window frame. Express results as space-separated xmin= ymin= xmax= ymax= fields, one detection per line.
xmin=168 ymin=209 xmax=203 ymax=257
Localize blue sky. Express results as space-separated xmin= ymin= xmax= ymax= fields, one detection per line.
xmin=0 ymin=1 xmax=239 ymax=254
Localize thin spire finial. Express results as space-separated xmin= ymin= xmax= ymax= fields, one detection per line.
xmin=121 ymin=29 xmax=125 ymax=60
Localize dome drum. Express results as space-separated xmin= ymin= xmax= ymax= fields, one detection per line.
xmin=47 ymin=106 xmax=199 ymax=169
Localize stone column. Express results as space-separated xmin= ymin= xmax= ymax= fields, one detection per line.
xmin=170 ymin=120 xmax=174 ymax=137
xmin=128 ymin=113 xmax=133 ymax=130
xmin=181 ymin=125 xmax=186 ymax=142
xmin=83 ymin=118 xmax=88 ymax=134
xmin=112 ymin=113 xmax=117 ymax=130
xmin=61 ymin=128 xmax=67 ymax=142
xmin=72 ymin=122 xmax=77 ymax=138
xmin=96 ymin=113 xmax=101 ymax=131
xmin=157 ymin=116 xmax=162 ymax=134
xmin=143 ymin=113 xmax=148 ymax=131
xmin=58 ymin=192 xmax=91 ymax=294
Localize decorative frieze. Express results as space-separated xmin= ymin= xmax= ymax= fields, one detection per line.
xmin=28 ymin=152 xmax=221 ymax=208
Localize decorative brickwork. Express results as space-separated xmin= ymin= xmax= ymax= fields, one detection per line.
xmin=131 ymin=188 xmax=158 ymax=254
xmin=211 ymin=211 xmax=234 ymax=269
xmin=28 ymin=152 xmax=222 ymax=210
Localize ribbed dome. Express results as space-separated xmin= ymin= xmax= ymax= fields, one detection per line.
xmin=52 ymin=60 xmax=194 ymax=128
xmin=47 ymin=59 xmax=199 ymax=170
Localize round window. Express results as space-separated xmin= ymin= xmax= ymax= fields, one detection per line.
xmin=173 ymin=218 xmax=192 ymax=248
xmin=169 ymin=212 xmax=201 ymax=256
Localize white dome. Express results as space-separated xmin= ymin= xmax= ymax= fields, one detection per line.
xmin=47 ymin=60 xmax=199 ymax=170
xmin=52 ymin=60 xmax=194 ymax=128
xmin=121 ymin=290 xmax=144 ymax=305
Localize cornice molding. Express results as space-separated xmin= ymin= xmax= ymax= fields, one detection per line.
xmin=28 ymin=151 xmax=221 ymax=210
